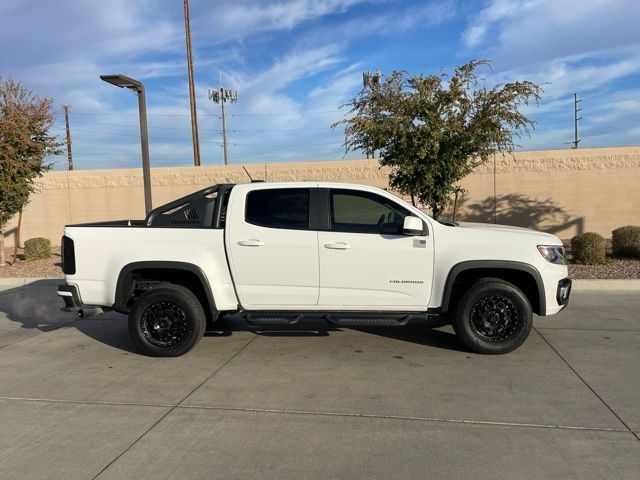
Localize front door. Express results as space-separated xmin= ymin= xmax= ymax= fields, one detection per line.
xmin=318 ymin=188 xmax=433 ymax=309
xmin=227 ymin=186 xmax=319 ymax=308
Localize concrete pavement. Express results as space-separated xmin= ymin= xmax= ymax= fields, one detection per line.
xmin=0 ymin=279 xmax=638 ymax=479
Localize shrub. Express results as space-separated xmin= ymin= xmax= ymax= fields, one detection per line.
xmin=612 ymin=226 xmax=640 ymax=258
xmin=570 ymin=232 xmax=606 ymax=264
xmin=23 ymin=237 xmax=51 ymax=260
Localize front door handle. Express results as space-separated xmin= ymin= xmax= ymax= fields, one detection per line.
xmin=238 ymin=239 xmax=264 ymax=247
xmin=324 ymin=242 xmax=351 ymax=250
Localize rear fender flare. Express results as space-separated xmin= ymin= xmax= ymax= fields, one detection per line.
xmin=113 ymin=261 xmax=216 ymax=315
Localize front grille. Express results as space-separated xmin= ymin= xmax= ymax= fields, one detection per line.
xmin=61 ymin=235 xmax=76 ymax=275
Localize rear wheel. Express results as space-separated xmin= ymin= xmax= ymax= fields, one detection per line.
xmin=452 ymin=279 xmax=533 ymax=354
xmin=128 ymin=284 xmax=206 ymax=357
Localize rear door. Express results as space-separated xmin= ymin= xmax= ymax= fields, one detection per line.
xmin=227 ymin=185 xmax=319 ymax=308
xmin=318 ymin=188 xmax=433 ymax=309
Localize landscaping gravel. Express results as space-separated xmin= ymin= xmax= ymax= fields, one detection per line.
xmin=563 ymin=239 xmax=640 ymax=279
xmin=0 ymin=248 xmax=64 ymax=278
xmin=568 ymin=258 xmax=640 ymax=279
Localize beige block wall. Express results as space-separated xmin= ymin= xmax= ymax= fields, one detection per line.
xmin=4 ymin=146 xmax=640 ymax=248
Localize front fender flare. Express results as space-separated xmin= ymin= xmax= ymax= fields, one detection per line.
xmin=440 ymin=260 xmax=546 ymax=316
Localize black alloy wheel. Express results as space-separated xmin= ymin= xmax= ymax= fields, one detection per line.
xmin=469 ymin=295 xmax=520 ymax=341
xmin=140 ymin=301 xmax=192 ymax=347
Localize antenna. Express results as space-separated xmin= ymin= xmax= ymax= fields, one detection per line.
xmin=242 ymin=165 xmax=254 ymax=182
xmin=208 ymin=81 xmax=238 ymax=165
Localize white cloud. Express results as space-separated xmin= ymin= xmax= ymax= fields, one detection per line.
xmin=495 ymin=51 xmax=640 ymax=101
xmin=460 ymin=0 xmax=640 ymax=149
xmin=462 ymin=0 xmax=521 ymax=47
xmin=200 ymin=0 xmax=375 ymax=42
xmin=462 ymin=0 xmax=640 ymax=66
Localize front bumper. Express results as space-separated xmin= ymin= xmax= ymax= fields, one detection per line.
xmin=57 ymin=284 xmax=82 ymax=312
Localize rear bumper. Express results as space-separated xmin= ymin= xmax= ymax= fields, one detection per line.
xmin=57 ymin=284 xmax=82 ymax=312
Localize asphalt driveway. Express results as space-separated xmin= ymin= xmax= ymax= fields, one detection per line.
xmin=0 ymin=279 xmax=638 ymax=479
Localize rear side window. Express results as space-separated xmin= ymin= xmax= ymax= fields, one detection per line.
xmin=245 ymin=188 xmax=310 ymax=230
xmin=330 ymin=189 xmax=410 ymax=234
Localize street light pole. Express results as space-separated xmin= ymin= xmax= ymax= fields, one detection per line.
xmin=100 ymin=74 xmax=153 ymax=215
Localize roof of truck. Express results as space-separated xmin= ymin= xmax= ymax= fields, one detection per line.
xmin=233 ymin=181 xmax=387 ymax=191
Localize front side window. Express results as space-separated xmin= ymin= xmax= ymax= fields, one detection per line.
xmin=330 ymin=189 xmax=411 ymax=234
xmin=245 ymin=188 xmax=310 ymax=230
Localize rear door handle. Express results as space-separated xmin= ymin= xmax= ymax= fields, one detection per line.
xmin=324 ymin=242 xmax=351 ymax=250
xmin=238 ymin=239 xmax=264 ymax=247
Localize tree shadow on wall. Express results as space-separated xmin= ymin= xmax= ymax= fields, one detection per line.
xmin=455 ymin=194 xmax=584 ymax=236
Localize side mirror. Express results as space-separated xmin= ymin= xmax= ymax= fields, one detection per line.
xmin=403 ymin=216 xmax=424 ymax=236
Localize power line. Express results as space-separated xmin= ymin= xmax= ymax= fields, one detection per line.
xmin=67 ymin=128 xmax=196 ymax=140
xmin=225 ymin=141 xmax=342 ymax=147
xmin=54 ymin=119 xmax=341 ymax=134
xmin=54 ymin=108 xmax=344 ymax=117
xmin=55 ymin=111 xmax=194 ymax=117
xmin=231 ymin=109 xmax=341 ymax=117
xmin=66 ymin=126 xmax=342 ymax=141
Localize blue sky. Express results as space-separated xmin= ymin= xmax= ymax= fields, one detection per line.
xmin=1 ymin=0 xmax=639 ymax=170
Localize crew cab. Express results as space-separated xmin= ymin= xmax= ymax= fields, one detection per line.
xmin=57 ymin=182 xmax=571 ymax=356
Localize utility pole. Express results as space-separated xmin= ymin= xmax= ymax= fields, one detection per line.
xmin=572 ymin=92 xmax=582 ymax=149
xmin=208 ymin=85 xmax=238 ymax=165
xmin=183 ymin=0 xmax=201 ymax=166
xmin=62 ymin=105 xmax=73 ymax=170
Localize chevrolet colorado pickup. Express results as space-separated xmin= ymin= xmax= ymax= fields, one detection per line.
xmin=57 ymin=182 xmax=571 ymax=356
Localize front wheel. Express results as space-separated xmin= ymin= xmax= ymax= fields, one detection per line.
xmin=128 ymin=284 xmax=206 ymax=357
xmin=452 ymin=279 xmax=533 ymax=354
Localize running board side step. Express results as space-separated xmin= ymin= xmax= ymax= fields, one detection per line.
xmin=324 ymin=314 xmax=410 ymax=327
xmin=239 ymin=311 xmax=437 ymax=328
xmin=243 ymin=313 xmax=303 ymax=326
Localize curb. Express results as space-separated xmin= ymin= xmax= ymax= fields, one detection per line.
xmin=0 ymin=278 xmax=29 ymax=288
xmin=571 ymin=279 xmax=640 ymax=291
xmin=0 ymin=278 xmax=62 ymax=289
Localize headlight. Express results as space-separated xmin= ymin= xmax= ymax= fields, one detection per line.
xmin=537 ymin=245 xmax=566 ymax=265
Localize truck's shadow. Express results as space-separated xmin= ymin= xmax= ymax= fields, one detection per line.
xmin=207 ymin=317 xmax=465 ymax=352
xmin=0 ymin=280 xmax=464 ymax=354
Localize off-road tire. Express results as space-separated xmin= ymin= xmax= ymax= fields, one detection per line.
xmin=452 ymin=278 xmax=533 ymax=354
xmin=128 ymin=284 xmax=206 ymax=357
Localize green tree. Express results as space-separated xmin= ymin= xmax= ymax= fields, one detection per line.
xmin=0 ymin=78 xmax=60 ymax=265
xmin=334 ymin=60 xmax=542 ymax=219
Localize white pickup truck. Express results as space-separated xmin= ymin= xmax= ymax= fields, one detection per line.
xmin=58 ymin=181 xmax=571 ymax=356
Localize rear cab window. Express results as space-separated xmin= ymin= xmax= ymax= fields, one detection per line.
xmin=245 ymin=188 xmax=311 ymax=230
